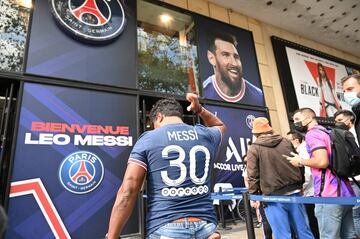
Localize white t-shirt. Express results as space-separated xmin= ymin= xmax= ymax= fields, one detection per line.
xmin=297 ymin=142 xmax=314 ymax=196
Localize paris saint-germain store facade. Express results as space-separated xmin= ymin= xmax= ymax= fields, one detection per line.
xmin=2 ymin=0 xmax=268 ymax=238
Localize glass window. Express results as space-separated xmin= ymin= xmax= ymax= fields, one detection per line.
xmin=0 ymin=0 xmax=31 ymax=72
xmin=137 ymin=0 xmax=199 ymax=95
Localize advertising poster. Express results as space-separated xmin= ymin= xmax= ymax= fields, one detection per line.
xmin=286 ymin=47 xmax=351 ymax=117
xmin=195 ymin=15 xmax=265 ymax=106
xmin=25 ymin=0 xmax=136 ymax=88
xmin=204 ymin=104 xmax=266 ymax=188
xmin=6 ymin=83 xmax=139 ymax=238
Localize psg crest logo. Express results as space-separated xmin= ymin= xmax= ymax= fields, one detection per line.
xmin=246 ymin=114 xmax=256 ymax=129
xmin=59 ymin=151 xmax=104 ymax=194
xmin=49 ymin=0 xmax=126 ymax=42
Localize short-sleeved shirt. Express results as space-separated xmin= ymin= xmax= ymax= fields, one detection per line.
xmin=202 ymin=75 xmax=264 ymax=106
xmin=305 ymin=125 xmax=355 ymax=197
xmin=128 ymin=123 xmax=222 ymax=235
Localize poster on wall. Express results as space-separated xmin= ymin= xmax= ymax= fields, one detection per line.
xmin=286 ymin=47 xmax=351 ymax=117
xmin=204 ymin=104 xmax=266 ymax=189
xmin=25 ymin=0 xmax=136 ymax=88
xmin=195 ymin=15 xmax=265 ymax=107
xmin=6 ymin=83 xmax=139 ymax=238
xmin=272 ymin=36 xmax=360 ymax=118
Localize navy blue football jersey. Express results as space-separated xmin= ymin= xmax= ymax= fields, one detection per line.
xmin=203 ymin=75 xmax=264 ymax=106
xmin=128 ymin=123 xmax=221 ymax=235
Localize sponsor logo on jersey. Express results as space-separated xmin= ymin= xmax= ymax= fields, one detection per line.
xmin=161 ymin=186 xmax=209 ymax=197
xmin=59 ymin=151 xmax=104 ymax=194
xmin=50 ymin=0 xmax=126 ymax=42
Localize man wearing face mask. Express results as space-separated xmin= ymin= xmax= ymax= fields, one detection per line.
xmin=334 ymin=110 xmax=358 ymax=145
xmin=342 ymin=74 xmax=360 ymax=144
xmin=334 ymin=109 xmax=360 ymax=237
xmin=286 ymin=131 xmax=319 ymax=239
xmin=287 ymin=108 xmax=356 ymax=239
xmin=247 ymin=117 xmax=314 ymax=239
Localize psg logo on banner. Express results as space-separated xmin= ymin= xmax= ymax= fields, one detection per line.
xmin=246 ymin=114 xmax=255 ymax=130
xmin=49 ymin=0 xmax=126 ymax=42
xmin=59 ymin=151 xmax=104 ymax=194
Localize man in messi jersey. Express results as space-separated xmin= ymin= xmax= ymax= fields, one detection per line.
xmin=203 ymin=31 xmax=264 ymax=105
xmin=107 ymin=93 xmax=225 ymax=239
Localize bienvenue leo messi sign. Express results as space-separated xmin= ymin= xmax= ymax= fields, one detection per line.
xmin=6 ymin=83 xmax=139 ymax=238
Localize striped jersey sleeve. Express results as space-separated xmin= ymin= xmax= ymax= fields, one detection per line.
xmin=128 ymin=132 xmax=149 ymax=171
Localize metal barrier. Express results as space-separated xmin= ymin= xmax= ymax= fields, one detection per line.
xmin=211 ymin=190 xmax=360 ymax=239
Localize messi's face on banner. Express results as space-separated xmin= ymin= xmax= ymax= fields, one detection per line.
xmin=209 ymin=39 xmax=243 ymax=88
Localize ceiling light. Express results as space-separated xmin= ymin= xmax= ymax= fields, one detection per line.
xmin=160 ymin=14 xmax=173 ymax=24
xmin=17 ymin=0 xmax=32 ymax=8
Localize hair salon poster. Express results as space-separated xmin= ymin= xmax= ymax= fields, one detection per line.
xmin=6 ymin=83 xmax=139 ymax=238
xmin=285 ymin=47 xmax=351 ymax=117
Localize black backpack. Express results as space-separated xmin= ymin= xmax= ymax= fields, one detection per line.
xmin=318 ymin=128 xmax=360 ymax=195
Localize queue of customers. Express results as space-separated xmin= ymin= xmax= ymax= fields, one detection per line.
xmin=246 ymin=74 xmax=360 ymax=239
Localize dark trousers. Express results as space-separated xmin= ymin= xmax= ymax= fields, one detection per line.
xmin=305 ymin=203 xmax=319 ymax=239
xmin=259 ymin=204 xmax=273 ymax=239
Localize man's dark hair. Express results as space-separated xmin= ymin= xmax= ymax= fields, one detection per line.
xmin=293 ymin=108 xmax=316 ymax=119
xmin=334 ymin=109 xmax=356 ymax=123
xmin=207 ymin=31 xmax=238 ymax=53
xmin=341 ymin=74 xmax=360 ymax=85
xmin=149 ymin=98 xmax=183 ymax=123
xmin=287 ymin=131 xmax=304 ymax=143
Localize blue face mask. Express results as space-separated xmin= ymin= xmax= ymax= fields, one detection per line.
xmin=344 ymin=92 xmax=360 ymax=106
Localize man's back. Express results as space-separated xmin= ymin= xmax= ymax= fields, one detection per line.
xmin=129 ymin=123 xmax=221 ymax=235
xmin=247 ymin=134 xmax=303 ymax=196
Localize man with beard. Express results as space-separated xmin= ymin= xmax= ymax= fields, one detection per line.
xmin=203 ymin=32 xmax=263 ymax=104
xmin=342 ymin=74 xmax=360 ymax=144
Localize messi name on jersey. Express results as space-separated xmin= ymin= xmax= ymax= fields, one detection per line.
xmin=167 ymin=129 xmax=199 ymax=141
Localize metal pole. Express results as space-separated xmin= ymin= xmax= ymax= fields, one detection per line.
xmin=242 ymin=192 xmax=255 ymax=239
xmin=219 ymin=187 xmax=226 ymax=229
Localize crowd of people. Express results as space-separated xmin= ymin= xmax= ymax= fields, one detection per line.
xmin=106 ymin=74 xmax=360 ymax=239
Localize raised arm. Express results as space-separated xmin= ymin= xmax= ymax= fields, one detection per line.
xmin=186 ymin=93 xmax=226 ymax=136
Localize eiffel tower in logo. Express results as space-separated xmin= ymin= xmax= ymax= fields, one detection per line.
xmin=71 ymin=161 xmax=94 ymax=184
xmin=72 ymin=0 xmax=108 ymax=25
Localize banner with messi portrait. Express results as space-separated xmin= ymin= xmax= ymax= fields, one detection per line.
xmin=204 ymin=104 xmax=266 ymax=189
xmin=6 ymin=83 xmax=139 ymax=238
xmin=195 ymin=14 xmax=265 ymax=107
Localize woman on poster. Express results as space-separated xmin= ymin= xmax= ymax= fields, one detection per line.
xmin=316 ymin=63 xmax=341 ymax=117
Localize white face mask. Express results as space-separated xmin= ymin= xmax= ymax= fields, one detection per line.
xmin=344 ymin=92 xmax=360 ymax=106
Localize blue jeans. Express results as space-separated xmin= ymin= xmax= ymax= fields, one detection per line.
xmin=263 ymin=194 xmax=314 ymax=239
xmin=351 ymin=182 xmax=360 ymax=236
xmin=147 ymin=219 xmax=217 ymax=239
xmin=315 ymin=204 xmax=356 ymax=239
